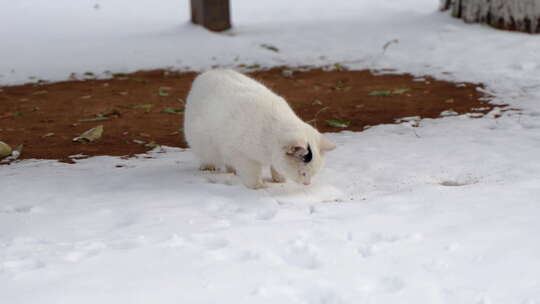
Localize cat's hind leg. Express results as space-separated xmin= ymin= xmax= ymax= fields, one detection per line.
xmin=225 ymin=165 xmax=236 ymax=174
xmin=197 ymin=152 xmax=221 ymax=171
xmin=233 ymin=158 xmax=264 ymax=189
xmin=194 ymin=147 xmax=223 ymax=172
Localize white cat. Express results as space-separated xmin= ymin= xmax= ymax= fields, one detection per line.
xmin=183 ymin=69 xmax=336 ymax=189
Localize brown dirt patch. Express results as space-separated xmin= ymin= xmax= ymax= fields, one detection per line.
xmin=0 ymin=67 xmax=495 ymax=163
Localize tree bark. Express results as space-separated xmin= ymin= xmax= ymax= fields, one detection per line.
xmin=190 ymin=0 xmax=231 ymax=32
xmin=440 ymin=0 xmax=540 ymax=33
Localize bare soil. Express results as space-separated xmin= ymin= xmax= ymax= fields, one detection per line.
xmin=0 ymin=67 xmax=496 ymax=163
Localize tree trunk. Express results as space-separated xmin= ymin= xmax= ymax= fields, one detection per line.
xmin=190 ymin=0 xmax=231 ymax=32
xmin=440 ymin=0 xmax=540 ymax=33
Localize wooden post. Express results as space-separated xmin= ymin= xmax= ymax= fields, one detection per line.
xmin=190 ymin=0 xmax=231 ymax=32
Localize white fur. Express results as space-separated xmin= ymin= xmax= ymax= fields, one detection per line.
xmin=183 ymin=69 xmax=336 ymax=189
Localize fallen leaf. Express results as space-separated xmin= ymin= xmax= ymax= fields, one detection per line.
xmin=440 ymin=109 xmax=458 ymax=117
xmin=246 ymin=64 xmax=261 ymax=70
xmin=335 ymin=86 xmax=351 ymax=92
xmin=0 ymin=141 xmax=12 ymax=158
xmin=112 ymin=73 xmax=128 ymax=80
xmin=382 ymin=39 xmax=399 ymax=52
xmin=368 ymin=90 xmax=392 ymax=96
xmin=133 ymin=139 xmax=146 ymax=145
xmin=0 ymin=112 xmax=13 ymax=119
xmin=1 ymin=144 xmax=22 ymax=162
xmin=130 ymin=104 xmax=153 ymax=112
xmin=333 ymin=63 xmax=346 ymax=71
xmin=326 ymin=120 xmax=350 ymax=128
xmin=102 ymin=109 xmax=121 ymax=117
xmin=281 ymin=69 xmax=294 ymax=78
xmin=42 ymin=132 xmax=55 ymax=138
xmin=73 ymin=125 xmax=104 ymax=142
xmin=33 ymin=90 xmax=48 ymax=95
xmin=12 ymin=144 xmax=23 ymax=158
xmin=158 ymin=87 xmax=170 ymax=97
xmin=445 ymin=98 xmax=455 ymax=103
xmin=144 ymin=142 xmax=160 ymax=149
xmin=79 ymin=116 xmax=109 ymax=123
xmin=333 ymin=80 xmax=351 ymax=92
xmin=260 ymin=44 xmax=279 ymax=52
xmin=392 ymin=88 xmax=410 ymax=95
xmin=161 ymin=108 xmax=184 ymax=114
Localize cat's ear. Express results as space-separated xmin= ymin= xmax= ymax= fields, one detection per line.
xmin=284 ymin=139 xmax=309 ymax=160
xmin=320 ymin=135 xmax=336 ymax=152
xmin=285 ymin=145 xmax=308 ymax=159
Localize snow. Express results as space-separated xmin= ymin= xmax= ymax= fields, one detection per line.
xmin=2 ymin=0 xmax=540 ymax=303
xmin=3 ymin=114 xmax=540 ymax=303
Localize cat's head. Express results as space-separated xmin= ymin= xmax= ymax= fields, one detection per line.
xmin=274 ymin=127 xmax=336 ymax=185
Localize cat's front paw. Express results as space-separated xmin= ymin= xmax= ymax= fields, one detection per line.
xmin=245 ymin=180 xmax=266 ymax=190
xmin=271 ymin=175 xmax=286 ymax=183
xmin=271 ymin=167 xmax=286 ymax=183
xmin=199 ymin=164 xmax=218 ymax=171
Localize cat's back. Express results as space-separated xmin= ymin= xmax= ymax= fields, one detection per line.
xmin=185 ymin=69 xmax=296 ymax=128
xmin=187 ymin=69 xmax=276 ymax=108
xmin=184 ymin=69 xmax=301 ymax=160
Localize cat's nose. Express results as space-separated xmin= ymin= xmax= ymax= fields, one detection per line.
xmin=303 ymin=182 xmax=310 ymax=186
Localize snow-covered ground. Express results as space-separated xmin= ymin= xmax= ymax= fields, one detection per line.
xmin=2 ymin=0 xmax=540 ymax=303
